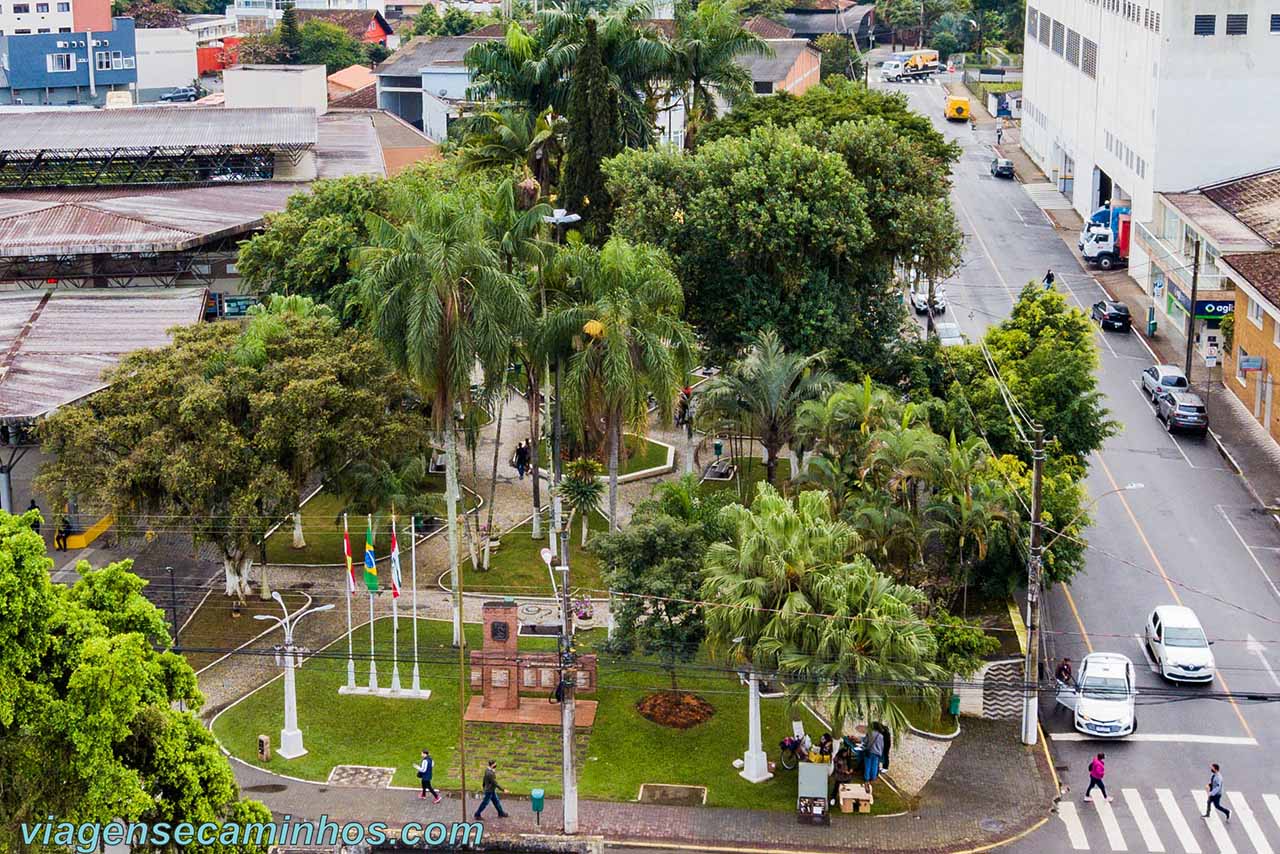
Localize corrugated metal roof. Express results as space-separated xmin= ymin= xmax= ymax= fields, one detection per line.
xmin=1222 ymin=252 xmax=1280 ymax=310
xmin=375 ymin=34 xmax=498 ymax=77
xmin=739 ymin=39 xmax=815 ymax=82
xmin=0 ymin=107 xmax=318 ymax=153
xmin=0 ymin=288 xmax=206 ymax=422
xmin=1162 ymin=192 xmax=1272 ymax=252
xmin=1202 ymin=168 xmax=1280 ymax=247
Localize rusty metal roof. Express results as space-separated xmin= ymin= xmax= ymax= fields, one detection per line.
xmin=1201 ymin=168 xmax=1280 ymax=247
xmin=0 ymin=288 xmax=206 ymax=422
xmin=0 ymin=107 xmax=318 ymax=153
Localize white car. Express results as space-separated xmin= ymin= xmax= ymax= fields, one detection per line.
xmin=935 ymin=322 xmax=965 ymax=347
xmin=1140 ymin=364 xmax=1189 ymax=400
xmin=1144 ymin=606 xmax=1214 ymax=682
xmin=911 ymin=287 xmax=947 ymax=315
xmin=1056 ymin=652 xmax=1137 ymax=738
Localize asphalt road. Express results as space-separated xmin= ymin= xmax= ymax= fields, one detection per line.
xmin=876 ymin=74 xmax=1280 ymax=854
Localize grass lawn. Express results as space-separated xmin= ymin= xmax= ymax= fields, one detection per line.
xmin=180 ymin=590 xmax=309 ymax=673
xmin=264 ymin=477 xmax=473 ymax=566
xmin=900 ymin=699 xmax=957 ymax=737
xmin=212 ymin=618 xmax=906 ymax=814
xmin=703 ymin=456 xmax=793 ymax=503
xmin=538 ymin=435 xmax=670 ymax=477
xmin=459 ymin=510 xmax=609 ymax=598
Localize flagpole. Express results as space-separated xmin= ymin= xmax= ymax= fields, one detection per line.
xmin=411 ymin=515 xmax=421 ymax=694
xmin=367 ymin=513 xmax=378 ymax=691
xmin=344 ymin=513 xmax=355 ymax=690
xmin=391 ymin=512 xmax=402 ymax=693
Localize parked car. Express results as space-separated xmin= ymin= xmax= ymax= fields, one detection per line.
xmin=1090 ymin=299 xmax=1131 ymax=331
xmin=910 ymin=286 xmax=947 ymax=315
xmin=1056 ymin=652 xmax=1137 ymax=737
xmin=990 ymin=158 xmax=1015 ymax=179
xmin=160 ymin=86 xmax=201 ymax=102
xmin=1155 ymin=390 xmax=1208 ymax=435
xmin=1139 ymin=364 xmax=1189 ymax=400
xmin=935 ymin=322 xmax=965 ymax=347
xmin=1144 ymin=606 xmax=1214 ymax=683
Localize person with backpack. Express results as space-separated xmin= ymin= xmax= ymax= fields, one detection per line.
xmin=416 ymin=749 xmax=440 ymax=803
xmin=1084 ymin=753 xmax=1111 ymax=803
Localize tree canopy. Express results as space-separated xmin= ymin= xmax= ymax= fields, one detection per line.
xmin=0 ymin=510 xmax=271 ymax=852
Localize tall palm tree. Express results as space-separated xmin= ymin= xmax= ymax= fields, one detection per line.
xmin=548 ymin=237 xmax=696 ymax=530
xmin=664 ymin=0 xmax=770 ymax=149
xmin=355 ymin=190 xmax=531 ymax=645
xmin=456 ymin=107 xmax=566 ymax=196
xmin=558 ymin=457 xmax=605 ymax=546
xmin=861 ymin=422 xmax=944 ymax=515
xmin=699 ymin=331 xmax=836 ymax=487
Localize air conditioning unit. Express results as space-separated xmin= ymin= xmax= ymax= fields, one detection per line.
xmin=56 ymin=40 xmax=67 ymax=46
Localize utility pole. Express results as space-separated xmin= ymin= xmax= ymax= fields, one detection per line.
xmin=166 ymin=565 xmax=179 ymax=650
xmin=1184 ymin=237 xmax=1202 ymax=387
xmin=1020 ymin=424 xmax=1046 ymax=746
xmin=551 ymin=358 xmax=579 ymax=835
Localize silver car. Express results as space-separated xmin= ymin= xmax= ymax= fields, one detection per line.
xmin=1155 ymin=390 xmax=1207 ymax=435
xmin=1140 ymin=364 xmax=1188 ymax=400
xmin=935 ymin=322 xmax=965 ymax=347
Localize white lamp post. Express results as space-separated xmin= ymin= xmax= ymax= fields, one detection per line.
xmin=254 ymin=591 xmax=334 ymax=759
xmin=734 ymin=637 xmax=773 ymax=783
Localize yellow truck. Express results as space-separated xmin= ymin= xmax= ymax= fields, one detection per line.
xmin=880 ymin=49 xmax=940 ymax=82
xmin=944 ymin=95 xmax=971 ymax=122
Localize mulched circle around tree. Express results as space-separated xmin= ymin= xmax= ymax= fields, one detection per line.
xmin=636 ymin=691 xmax=716 ymax=729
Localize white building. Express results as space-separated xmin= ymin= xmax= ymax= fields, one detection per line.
xmin=1021 ymin=0 xmax=1280 ymax=293
xmin=183 ymin=13 xmax=239 ymax=44
xmin=230 ymin=0 xmax=385 ymax=29
xmin=134 ymin=27 xmax=197 ymax=100
xmin=1 ymin=0 xmax=74 ymax=35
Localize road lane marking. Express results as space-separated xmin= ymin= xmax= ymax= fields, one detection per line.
xmin=1094 ymin=795 xmax=1130 ymax=850
xmin=952 ymin=193 xmax=1017 ymax=301
xmin=1214 ymin=504 xmax=1280 ymax=604
xmin=1095 ymin=454 xmax=1256 ymax=741
xmin=1262 ymin=795 xmax=1280 ymax=834
xmin=1124 ymin=788 xmax=1167 ymax=852
xmin=1063 ymin=584 xmax=1095 ymax=653
xmin=1049 ymin=733 xmax=1258 ymax=745
xmin=1228 ymin=792 xmax=1273 ymax=854
xmin=1158 ymin=788 xmax=1202 ymax=853
xmin=1194 ymin=789 xmax=1238 ymax=854
xmin=1135 ymin=633 xmax=1161 ymax=673
xmin=1058 ymin=800 xmax=1091 ymax=850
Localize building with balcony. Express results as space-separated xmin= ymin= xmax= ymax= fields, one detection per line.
xmin=1021 ymin=0 xmax=1280 ymax=293
xmin=0 ymin=0 xmax=109 ymax=37
xmin=183 ymin=13 xmax=239 ymax=44
xmin=230 ymin=0 xmax=386 ymax=32
xmin=1135 ymin=168 xmax=1280 ymax=361
xmin=0 ymin=16 xmax=136 ymax=105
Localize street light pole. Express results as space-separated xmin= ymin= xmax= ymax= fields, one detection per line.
xmin=1184 ymin=237 xmax=1202 ymax=387
xmin=165 ymin=565 xmax=179 ymax=650
xmin=254 ymin=592 xmax=335 ymax=759
xmin=1020 ymin=425 xmax=1045 ymax=747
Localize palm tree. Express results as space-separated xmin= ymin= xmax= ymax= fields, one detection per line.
xmin=664 ymin=0 xmax=770 ymax=149
xmin=558 ymin=457 xmax=605 ymax=546
xmin=548 ymin=237 xmax=696 ymax=531
xmin=456 ymin=107 xmax=567 ymax=195
xmin=861 ymin=422 xmax=944 ymax=515
xmin=355 ymin=190 xmax=531 ymax=645
xmin=699 ymin=331 xmax=836 ymax=487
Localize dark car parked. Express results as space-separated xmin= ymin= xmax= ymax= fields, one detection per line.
xmin=990 ymin=158 xmax=1015 ymax=179
xmin=160 ymin=86 xmax=201 ymax=102
xmin=1155 ymin=391 xmax=1208 ymax=436
xmin=1091 ymin=299 xmax=1132 ymax=331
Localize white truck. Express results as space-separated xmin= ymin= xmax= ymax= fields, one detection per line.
xmin=881 ymin=49 xmax=941 ymax=82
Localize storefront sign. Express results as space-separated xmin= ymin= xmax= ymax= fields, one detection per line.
xmin=1240 ymin=355 xmax=1264 ymax=372
xmin=1194 ymin=299 xmax=1234 ymax=320
xmin=1167 ymin=282 xmax=1193 ymax=313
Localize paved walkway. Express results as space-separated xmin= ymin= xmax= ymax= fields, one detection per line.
xmin=231 ymin=718 xmax=1054 ymax=854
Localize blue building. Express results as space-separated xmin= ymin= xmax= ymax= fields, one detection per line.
xmin=0 ymin=16 xmax=137 ymax=105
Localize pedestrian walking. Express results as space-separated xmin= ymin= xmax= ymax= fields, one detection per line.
xmin=1043 ymin=269 xmax=1056 ymax=290
xmin=474 ymin=760 xmax=508 ymax=820
xmin=1204 ymin=763 xmax=1231 ymax=821
xmin=26 ymin=499 xmax=41 ymax=534
xmin=1084 ymin=752 xmax=1111 ymax=802
xmin=54 ymin=516 xmax=70 ymax=552
xmin=996 ymin=125 xmax=1004 ymax=145
xmin=416 ymin=749 xmax=440 ymax=803
xmin=514 ymin=440 xmax=530 ymax=480
xmin=862 ymin=724 xmax=885 ymax=782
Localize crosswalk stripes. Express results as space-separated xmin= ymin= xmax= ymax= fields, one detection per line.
xmin=1057 ymin=788 xmax=1280 ymax=852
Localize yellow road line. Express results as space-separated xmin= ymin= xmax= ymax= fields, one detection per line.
xmin=1062 ymin=585 xmax=1094 ymax=654
xmin=1008 ymin=599 xmax=1029 ymax=654
xmin=1094 ymin=453 xmax=1255 ymax=740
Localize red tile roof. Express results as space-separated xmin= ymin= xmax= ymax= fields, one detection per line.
xmin=743 ymin=15 xmax=795 ymax=37
xmin=1202 ymin=168 xmax=1280 ymax=247
xmin=330 ymin=82 xmax=377 ymax=108
xmin=1222 ymin=251 xmax=1280 ymax=311
xmin=295 ymin=9 xmax=394 ymax=40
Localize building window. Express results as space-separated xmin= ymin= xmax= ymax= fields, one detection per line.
xmin=96 ymin=50 xmax=111 ymax=70
xmin=35 ymin=1 xmax=47 ymax=9
xmin=1082 ymin=38 xmax=1098 ymax=77
xmin=1194 ymin=14 xmax=1216 ymax=34
xmin=58 ymin=25 xmax=69 ymax=30
xmin=1225 ymin=13 xmax=1248 ymax=33
xmin=14 ymin=2 xmax=29 ymax=10
xmin=1153 ymin=11 xmax=1160 ymax=30
xmin=1052 ymin=20 xmax=1065 ymax=54
xmin=1028 ymin=6 xmax=1038 ymax=36
xmin=56 ymin=1 xmax=69 ymax=8
xmin=46 ymin=51 xmax=74 ymax=71
xmin=753 ymin=80 xmax=773 ymax=94
xmin=1273 ymin=317 xmax=1280 ymax=347
xmin=1039 ymin=12 xmax=1051 ymax=46
xmin=1272 ymin=13 xmax=1280 ymax=31
xmin=15 ymin=27 xmax=30 ymax=32
xmin=1249 ymin=296 xmax=1265 ymax=328
xmin=1238 ymin=346 xmax=1249 ymax=384
xmin=37 ymin=25 xmax=48 ymax=31
xmin=1066 ymin=29 xmax=1081 ymax=65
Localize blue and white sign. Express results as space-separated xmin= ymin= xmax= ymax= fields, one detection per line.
xmin=1195 ymin=299 xmax=1234 ymax=320
xmin=1240 ymin=355 xmax=1264 ymax=372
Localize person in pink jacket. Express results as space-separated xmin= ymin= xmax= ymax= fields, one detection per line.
xmin=1084 ymin=753 xmax=1112 ymax=803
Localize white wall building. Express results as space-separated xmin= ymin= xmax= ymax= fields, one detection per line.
xmin=1021 ymin=0 xmax=1280 ymax=294
xmin=183 ymin=13 xmax=239 ymax=44
xmin=230 ymin=0 xmax=385 ymax=28
xmin=1 ymin=0 xmax=74 ymax=35
xmin=225 ymin=63 xmax=328 ymax=117
xmin=134 ymin=26 xmax=197 ymax=100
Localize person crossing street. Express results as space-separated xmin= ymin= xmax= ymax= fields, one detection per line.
xmin=1084 ymin=753 xmax=1111 ymax=803
xmin=1204 ymin=763 xmax=1231 ymax=821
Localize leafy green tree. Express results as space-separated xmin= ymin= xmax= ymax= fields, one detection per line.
xmin=37 ymin=317 xmax=418 ymax=600
xmin=664 ymin=0 xmax=770 ymax=149
xmin=456 ymin=107 xmax=566 ymax=196
xmin=298 ymin=19 xmax=367 ymax=73
xmin=814 ymin=33 xmax=862 ymax=80
xmin=702 ymin=485 xmax=945 ymax=735
xmin=278 ymin=2 xmax=302 ymax=62
xmin=355 ymin=188 xmax=531 ymax=645
xmin=442 ymin=5 xmax=479 ymax=35
xmin=875 ymin=0 xmax=922 ymax=48
xmin=699 ymin=331 xmax=837 ymax=485
xmin=560 ymin=17 xmax=621 ymax=238
xmin=557 ymin=458 xmax=605 ymax=546
xmin=638 ymin=473 xmax=737 ymax=543
xmin=238 ymin=175 xmax=392 ymax=322
xmin=234 ymin=31 xmax=287 ymax=64
xmin=122 ymin=0 xmax=185 ymax=28
xmin=413 ymin=4 xmax=443 ymax=35
xmin=605 ymin=124 xmax=882 ymax=370
xmin=595 ymin=514 xmax=707 ymax=691
xmin=930 ymin=28 xmax=961 ymax=60
xmin=548 ymin=237 xmax=696 ymax=530
xmin=930 ymin=609 xmax=1001 ymax=678
xmin=0 ymin=512 xmax=270 ymax=852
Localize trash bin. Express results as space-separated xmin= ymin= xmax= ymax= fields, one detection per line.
xmin=949 ymin=694 xmax=961 ymax=716
xmin=530 ymin=788 xmax=545 ymax=826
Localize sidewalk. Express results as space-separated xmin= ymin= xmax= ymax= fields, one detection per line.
xmin=231 ymin=717 xmax=1054 ymax=854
